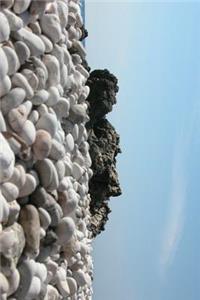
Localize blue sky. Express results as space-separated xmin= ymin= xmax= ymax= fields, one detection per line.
xmin=86 ymin=2 xmax=200 ymax=300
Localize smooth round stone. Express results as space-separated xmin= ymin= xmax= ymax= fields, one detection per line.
xmin=36 ymin=112 xmax=58 ymax=138
xmin=0 ymin=12 xmax=10 ymax=42
xmin=1 ymin=182 xmax=19 ymax=202
xmin=26 ymin=276 xmax=41 ymax=299
xmin=60 ymin=64 xmax=68 ymax=88
xmin=19 ymin=205 xmax=40 ymax=258
xmin=0 ymin=192 xmax=10 ymax=223
xmin=21 ymin=69 xmax=39 ymax=91
xmin=28 ymin=110 xmax=39 ymax=124
xmin=31 ymin=89 xmax=49 ymax=105
xmin=9 ymin=164 xmax=26 ymax=189
xmin=13 ymin=27 xmax=45 ymax=57
xmin=56 ymin=217 xmax=76 ymax=245
xmin=3 ymin=9 xmax=23 ymax=31
xmin=46 ymin=200 xmax=63 ymax=228
xmin=58 ymin=191 xmax=78 ymax=216
xmin=14 ymin=259 xmax=35 ymax=299
xmin=38 ymin=207 xmax=51 ymax=231
xmin=73 ymin=270 xmax=88 ymax=287
xmin=40 ymin=34 xmax=53 ymax=53
xmin=0 ymin=273 xmax=9 ymax=295
xmin=7 ymin=200 xmax=20 ymax=226
xmin=45 ymin=285 xmax=60 ymax=300
xmin=0 ymin=47 xmax=8 ymax=80
xmin=8 ymin=105 xmax=27 ymax=133
xmin=32 ymin=130 xmax=52 ymax=160
xmin=43 ymin=54 xmax=60 ymax=87
xmin=55 ymin=160 xmax=65 ymax=181
xmin=65 ymin=133 xmax=74 ymax=153
xmin=18 ymin=173 xmax=37 ymax=198
xmin=57 ymin=0 xmax=68 ymax=27
xmin=3 ymin=46 xmax=20 ymax=76
xmin=46 ymin=86 xmax=59 ymax=106
xmin=67 ymin=277 xmax=77 ymax=296
xmin=34 ymin=158 xmax=59 ymax=191
xmin=13 ymin=0 xmax=31 ymax=14
xmin=72 ymin=124 xmax=79 ymax=141
xmin=49 ymin=139 xmax=65 ymax=161
xmin=1 ymin=88 xmax=26 ymax=116
xmin=0 ymin=76 xmax=11 ymax=97
xmin=0 ymin=111 xmax=6 ymax=132
xmin=72 ymin=162 xmax=84 ymax=181
xmin=19 ymin=120 xmax=36 ymax=146
xmin=29 ymin=21 xmax=41 ymax=35
xmin=34 ymin=262 xmax=47 ymax=282
xmin=56 ymin=279 xmax=70 ymax=298
xmin=57 ymin=177 xmax=71 ymax=192
xmin=7 ymin=268 xmax=20 ymax=296
xmin=40 ymin=14 xmax=62 ymax=43
xmin=51 ymin=44 xmax=64 ymax=66
xmin=53 ymin=97 xmax=70 ymax=119
xmin=14 ymin=41 xmax=30 ymax=65
xmin=11 ymin=73 xmax=34 ymax=99
xmin=0 ymin=133 xmax=15 ymax=183
xmin=0 ymin=222 xmax=25 ymax=264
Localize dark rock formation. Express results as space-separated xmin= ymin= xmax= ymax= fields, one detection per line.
xmin=86 ymin=69 xmax=122 ymax=237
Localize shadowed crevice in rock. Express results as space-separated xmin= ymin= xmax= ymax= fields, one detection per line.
xmin=86 ymin=69 xmax=122 ymax=237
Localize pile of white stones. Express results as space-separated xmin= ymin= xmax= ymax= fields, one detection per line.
xmin=0 ymin=0 xmax=94 ymax=299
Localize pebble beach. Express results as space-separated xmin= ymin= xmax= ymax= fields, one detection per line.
xmin=0 ymin=0 xmax=94 ymax=299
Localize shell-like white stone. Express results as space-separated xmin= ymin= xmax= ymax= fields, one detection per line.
xmin=19 ymin=120 xmax=36 ymax=146
xmin=13 ymin=0 xmax=31 ymax=14
xmin=65 ymin=133 xmax=74 ymax=153
xmin=35 ymin=158 xmax=59 ymax=191
xmin=57 ymin=0 xmax=68 ymax=27
xmin=1 ymin=182 xmax=19 ymax=202
xmin=0 ymin=111 xmax=6 ymax=132
xmin=40 ymin=34 xmax=53 ymax=53
xmin=0 ymin=133 xmax=15 ymax=183
xmin=8 ymin=105 xmax=27 ymax=132
xmin=40 ymin=14 xmax=62 ymax=43
xmin=0 ymin=48 xmax=8 ymax=80
xmin=72 ymin=162 xmax=84 ymax=181
xmin=0 ymin=192 xmax=10 ymax=223
xmin=1 ymin=88 xmax=26 ymax=116
xmin=31 ymin=89 xmax=49 ymax=105
xmin=38 ymin=207 xmax=51 ymax=230
xmin=21 ymin=69 xmax=39 ymax=91
xmin=46 ymin=86 xmax=60 ymax=106
xmin=56 ymin=217 xmax=76 ymax=245
xmin=18 ymin=173 xmax=37 ymax=198
xmin=43 ymin=54 xmax=60 ymax=87
xmin=67 ymin=277 xmax=77 ymax=296
xmin=11 ymin=73 xmax=34 ymax=99
xmin=36 ymin=112 xmax=58 ymax=138
xmin=14 ymin=41 xmax=31 ymax=65
xmin=0 ymin=76 xmax=11 ymax=97
xmin=32 ymin=129 xmax=52 ymax=160
xmin=0 ymin=12 xmax=10 ymax=42
xmin=3 ymin=46 xmax=20 ymax=75
xmin=13 ymin=28 xmax=45 ymax=57
xmin=49 ymin=139 xmax=65 ymax=161
xmin=3 ymin=9 xmax=23 ymax=31
xmin=53 ymin=97 xmax=70 ymax=120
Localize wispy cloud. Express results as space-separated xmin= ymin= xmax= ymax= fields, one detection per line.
xmin=160 ymin=107 xmax=196 ymax=277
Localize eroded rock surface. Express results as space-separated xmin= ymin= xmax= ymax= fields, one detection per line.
xmin=86 ymin=69 xmax=122 ymax=237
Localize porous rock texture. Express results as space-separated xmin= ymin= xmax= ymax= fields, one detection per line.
xmin=0 ymin=1 xmax=94 ymax=299
xmin=86 ymin=70 xmax=122 ymax=237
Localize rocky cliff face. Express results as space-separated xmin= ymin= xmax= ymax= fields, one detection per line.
xmin=86 ymin=69 xmax=122 ymax=237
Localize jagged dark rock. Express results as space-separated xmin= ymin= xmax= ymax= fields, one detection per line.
xmin=86 ymin=69 xmax=122 ymax=238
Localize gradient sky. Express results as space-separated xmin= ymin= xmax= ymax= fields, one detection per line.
xmin=86 ymin=2 xmax=200 ymax=300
